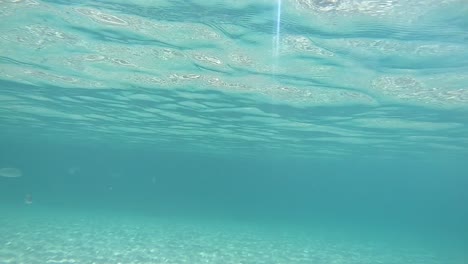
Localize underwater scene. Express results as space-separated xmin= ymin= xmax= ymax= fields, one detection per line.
xmin=1 ymin=0 xmax=468 ymax=263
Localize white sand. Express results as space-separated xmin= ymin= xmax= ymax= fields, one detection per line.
xmin=0 ymin=207 xmax=459 ymax=264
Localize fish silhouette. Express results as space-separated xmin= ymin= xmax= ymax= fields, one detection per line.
xmin=24 ymin=194 xmax=33 ymax=205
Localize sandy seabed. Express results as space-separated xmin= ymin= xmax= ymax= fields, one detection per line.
xmin=0 ymin=206 xmax=460 ymax=264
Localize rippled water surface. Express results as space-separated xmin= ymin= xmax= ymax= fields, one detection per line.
xmin=1 ymin=0 xmax=467 ymax=156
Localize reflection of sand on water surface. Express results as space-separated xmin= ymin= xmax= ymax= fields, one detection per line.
xmin=0 ymin=167 xmax=22 ymax=178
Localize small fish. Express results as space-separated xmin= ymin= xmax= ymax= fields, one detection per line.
xmin=0 ymin=167 xmax=22 ymax=178
xmin=24 ymin=194 xmax=33 ymax=205
xmin=67 ymin=167 xmax=80 ymax=175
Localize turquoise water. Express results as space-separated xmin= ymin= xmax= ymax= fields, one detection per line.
xmin=1 ymin=0 xmax=468 ymax=263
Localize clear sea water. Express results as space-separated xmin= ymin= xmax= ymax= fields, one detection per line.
xmin=1 ymin=0 xmax=468 ymax=263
